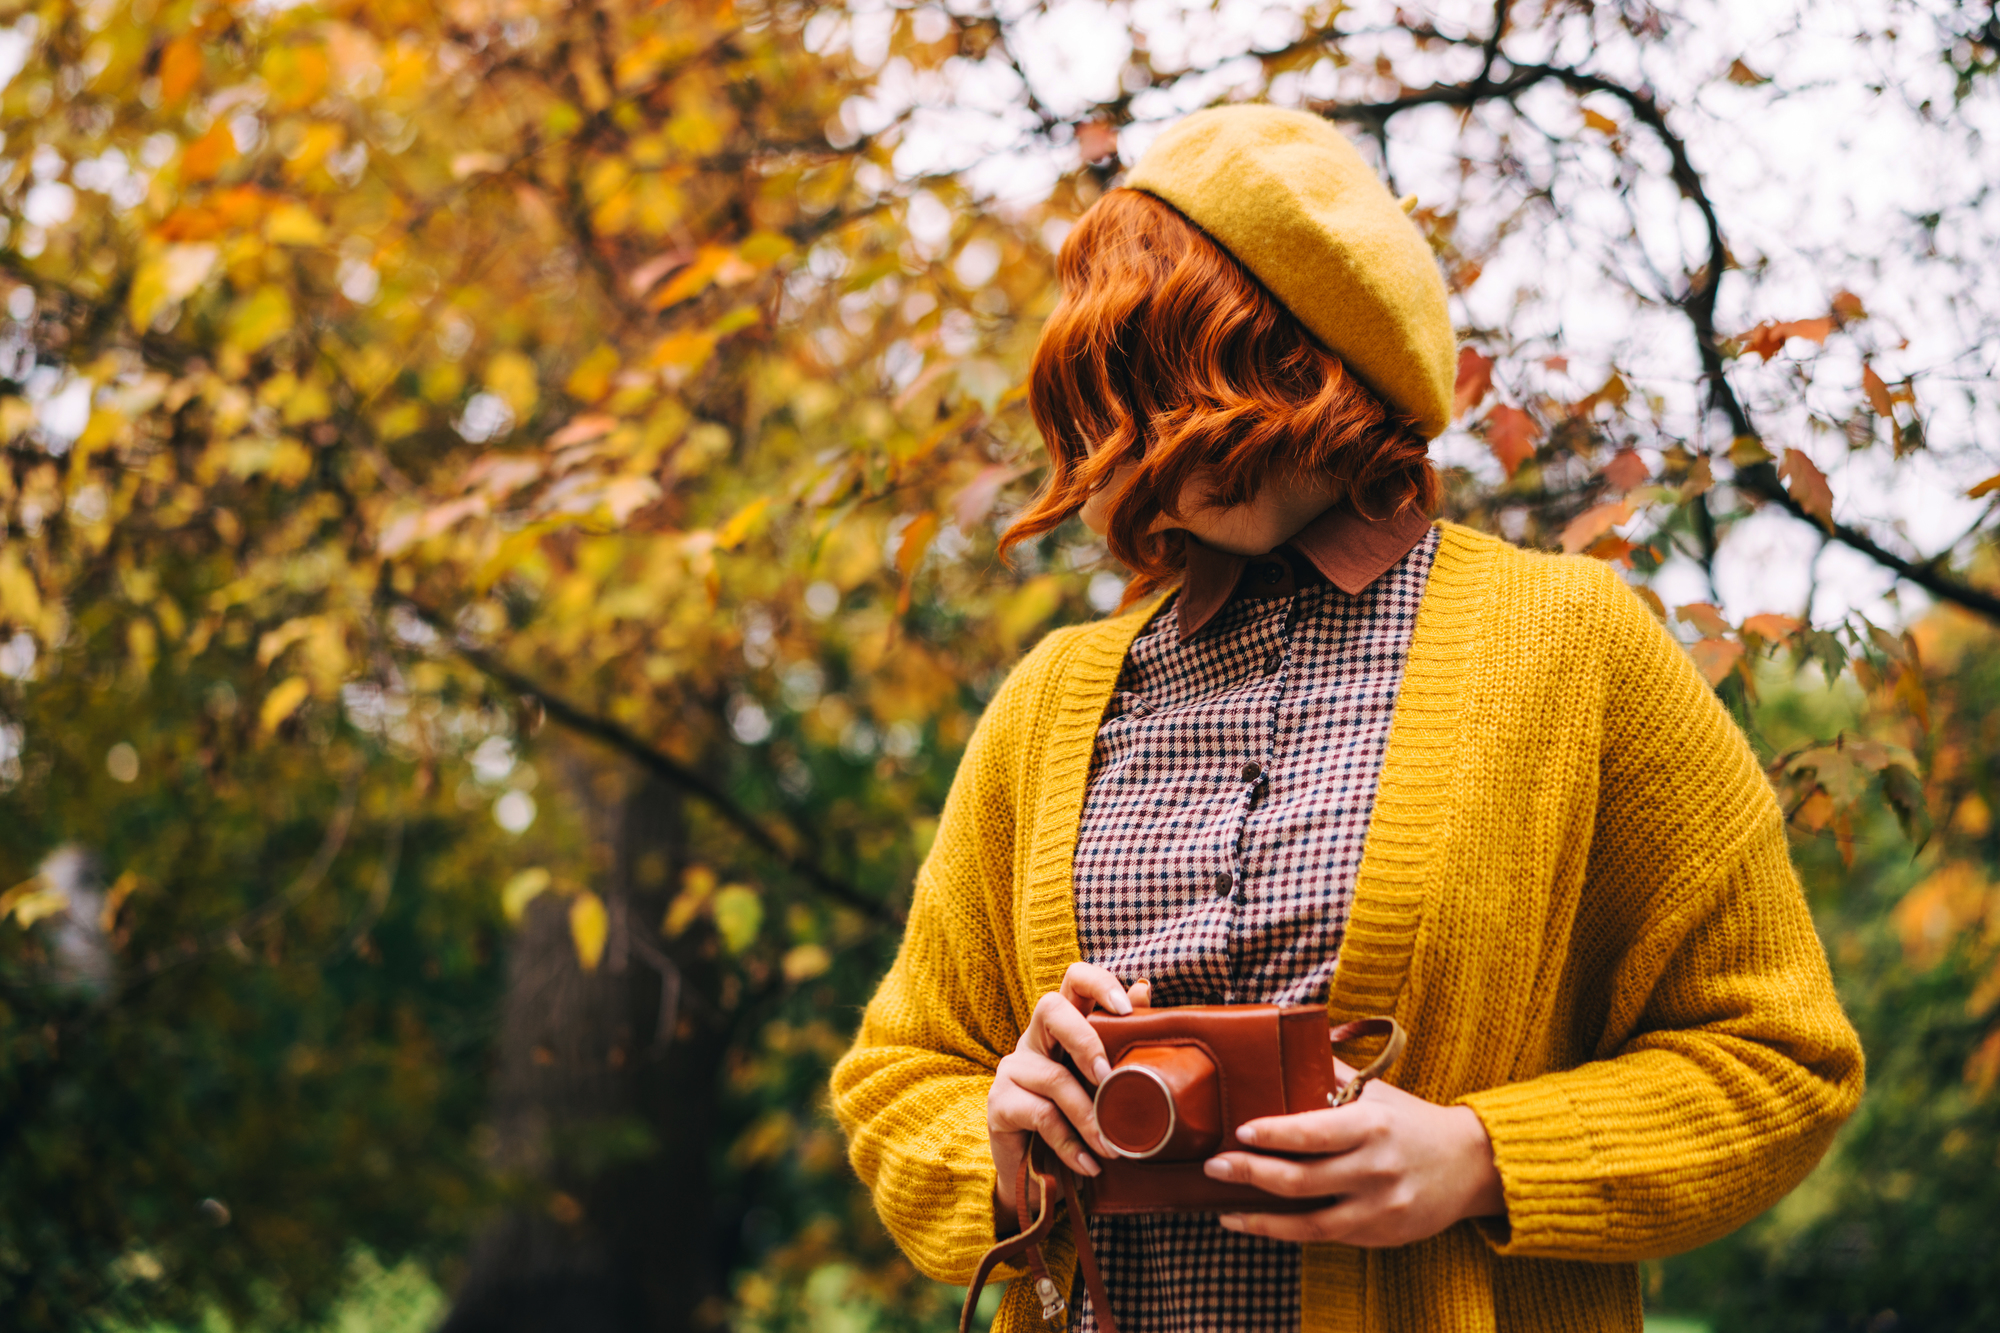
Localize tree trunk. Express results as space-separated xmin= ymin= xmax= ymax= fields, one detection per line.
xmin=442 ymin=775 xmax=731 ymax=1333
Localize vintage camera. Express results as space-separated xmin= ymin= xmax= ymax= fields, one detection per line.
xmin=1082 ymin=1004 xmax=1403 ymax=1214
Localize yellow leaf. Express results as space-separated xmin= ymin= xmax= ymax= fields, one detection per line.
xmin=569 ymin=891 xmax=609 ymax=970
xmin=0 ymin=551 xmax=42 ymax=625
xmin=712 ymin=884 xmax=762 ymax=954
xmin=1728 ymin=435 xmax=1774 ymax=467
xmin=128 ymin=243 xmax=219 ymax=328
xmin=501 ymin=867 xmax=552 ymax=923
xmin=264 ymin=203 xmax=327 ymax=246
xmin=259 ymin=676 xmax=311 ymax=733
xmin=223 ymin=286 xmax=295 ymax=355
xmin=781 ymin=943 xmax=831 ymax=983
xmin=485 ymin=350 xmax=540 ymax=416
xmin=664 ymin=865 xmax=717 ymax=937
xmin=648 ymin=329 xmax=718 ymax=374
xmin=999 ymin=575 xmax=1064 ymax=647
xmin=565 ymin=345 xmax=621 ymax=403
xmin=716 ymin=496 xmax=770 ymax=551
xmin=2 ymin=884 xmax=70 ymax=927
xmin=101 ymin=870 xmax=144 ymax=931
xmin=283 ymin=123 xmax=343 ymax=182
xmin=261 ymin=44 xmax=329 ymax=110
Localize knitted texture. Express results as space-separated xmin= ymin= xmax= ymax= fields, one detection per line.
xmin=1122 ymin=106 xmax=1456 ymax=438
xmin=829 ymin=524 xmax=1865 ymax=1333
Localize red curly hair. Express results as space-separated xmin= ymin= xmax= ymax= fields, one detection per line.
xmin=1000 ymin=189 xmax=1437 ymax=604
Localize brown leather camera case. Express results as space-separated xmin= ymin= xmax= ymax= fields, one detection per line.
xmin=957 ymin=1007 xmax=1405 ymax=1333
xmin=1086 ymin=1003 xmax=1341 ymax=1215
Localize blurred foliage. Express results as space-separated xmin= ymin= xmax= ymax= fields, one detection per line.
xmin=0 ymin=0 xmax=1995 ymax=1329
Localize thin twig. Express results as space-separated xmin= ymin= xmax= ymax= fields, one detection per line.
xmin=400 ymin=602 xmax=899 ymax=925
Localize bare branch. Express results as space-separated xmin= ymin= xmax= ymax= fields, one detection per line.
xmin=1322 ymin=59 xmax=2000 ymax=628
xmin=404 ymin=604 xmax=902 ymax=926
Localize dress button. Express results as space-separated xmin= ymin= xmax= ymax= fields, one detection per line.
xmin=1258 ymin=562 xmax=1286 ymax=585
xmin=1212 ymin=870 xmax=1232 ymax=895
xmin=1240 ymin=761 xmax=1263 ymax=782
xmin=1261 ymin=648 xmax=1282 ymax=676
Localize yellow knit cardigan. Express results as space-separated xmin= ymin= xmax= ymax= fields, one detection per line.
xmin=831 ymin=523 xmax=1864 ymax=1332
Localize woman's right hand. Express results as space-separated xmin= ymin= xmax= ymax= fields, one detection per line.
xmin=988 ymin=963 xmax=1152 ymax=1229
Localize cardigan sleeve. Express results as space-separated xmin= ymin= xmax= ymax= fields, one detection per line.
xmin=1459 ymin=571 xmax=1865 ymax=1263
xmin=828 ymin=632 xmax=1072 ymax=1284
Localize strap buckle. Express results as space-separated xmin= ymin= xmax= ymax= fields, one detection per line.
xmin=1034 ymin=1275 xmax=1067 ymax=1323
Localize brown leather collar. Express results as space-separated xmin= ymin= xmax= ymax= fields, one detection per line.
xmin=1175 ymin=502 xmax=1434 ymax=641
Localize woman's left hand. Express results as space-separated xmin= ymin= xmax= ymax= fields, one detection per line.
xmin=1202 ymin=1069 xmax=1506 ymax=1246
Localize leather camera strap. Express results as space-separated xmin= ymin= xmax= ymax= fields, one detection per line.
xmin=1327 ymin=1016 xmax=1406 ymax=1107
xmin=958 ymin=1017 xmax=1406 ymax=1333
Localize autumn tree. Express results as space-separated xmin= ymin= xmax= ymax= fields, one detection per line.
xmin=4 ymin=0 xmax=2000 ymax=1329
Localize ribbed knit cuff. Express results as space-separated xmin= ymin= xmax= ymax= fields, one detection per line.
xmin=1459 ymin=1078 xmax=1608 ymax=1257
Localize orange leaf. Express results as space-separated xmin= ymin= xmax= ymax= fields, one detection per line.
xmin=1968 ymin=472 xmax=2000 ymax=500
xmin=1077 ymin=120 xmax=1119 ymax=165
xmin=1726 ymin=58 xmax=1769 ymax=86
xmin=1689 ymin=637 xmax=1745 ymax=686
xmin=1453 ymin=348 xmax=1494 ymax=417
xmin=1581 ymin=108 xmax=1620 ymax=135
xmin=1780 ymin=448 xmax=1835 ymax=528
xmin=1832 ymin=290 xmax=1866 ymax=320
xmin=1740 ymin=316 xmax=1835 ymax=361
xmin=1862 ymin=364 xmax=1894 ymax=417
xmin=1967 ymin=1029 xmax=2000 ymax=1095
xmin=1559 ymin=500 xmax=1633 ymax=555
xmin=650 ymin=245 xmax=730 ymax=310
xmin=1600 ymin=449 xmax=1648 ymax=493
xmin=1741 ymin=613 xmax=1804 ymax=645
xmin=159 ymin=35 xmax=204 ymax=105
xmin=1793 ymin=787 xmax=1835 ymax=833
xmin=1484 ymin=405 xmax=1539 ymax=478
xmin=895 ymin=510 xmax=939 ymax=579
xmin=1894 ymin=663 xmax=1931 ymax=732
xmin=181 ymin=120 xmax=238 ymax=183
xmin=1584 ymin=534 xmax=1636 ymax=564
xmin=1675 ymin=602 xmax=1731 ymax=637
xmin=1633 ymin=586 xmax=1668 ymax=622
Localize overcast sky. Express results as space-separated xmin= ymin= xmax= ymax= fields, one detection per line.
xmin=847 ymin=0 xmax=2000 ymax=629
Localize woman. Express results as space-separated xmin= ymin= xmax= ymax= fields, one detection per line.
xmin=831 ymin=105 xmax=1863 ymax=1332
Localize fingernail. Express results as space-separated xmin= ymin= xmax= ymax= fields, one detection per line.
xmin=1076 ymin=1153 xmax=1100 ymax=1177
xmin=1109 ymin=991 xmax=1133 ymax=1015
xmin=1219 ymin=1214 xmax=1243 ymax=1230
xmin=1203 ymin=1158 xmax=1232 ymax=1180
xmin=1092 ymin=1057 xmax=1112 ymax=1084
xmin=1236 ymin=1124 xmax=1258 ymax=1146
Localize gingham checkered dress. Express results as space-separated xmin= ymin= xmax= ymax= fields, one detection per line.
xmin=1070 ymin=526 xmax=1439 ymax=1332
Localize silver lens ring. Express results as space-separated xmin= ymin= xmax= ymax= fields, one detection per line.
xmin=1093 ymin=1064 xmax=1177 ymax=1160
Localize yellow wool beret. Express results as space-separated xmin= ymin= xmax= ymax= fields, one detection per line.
xmin=1124 ymin=105 xmax=1457 ymax=439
